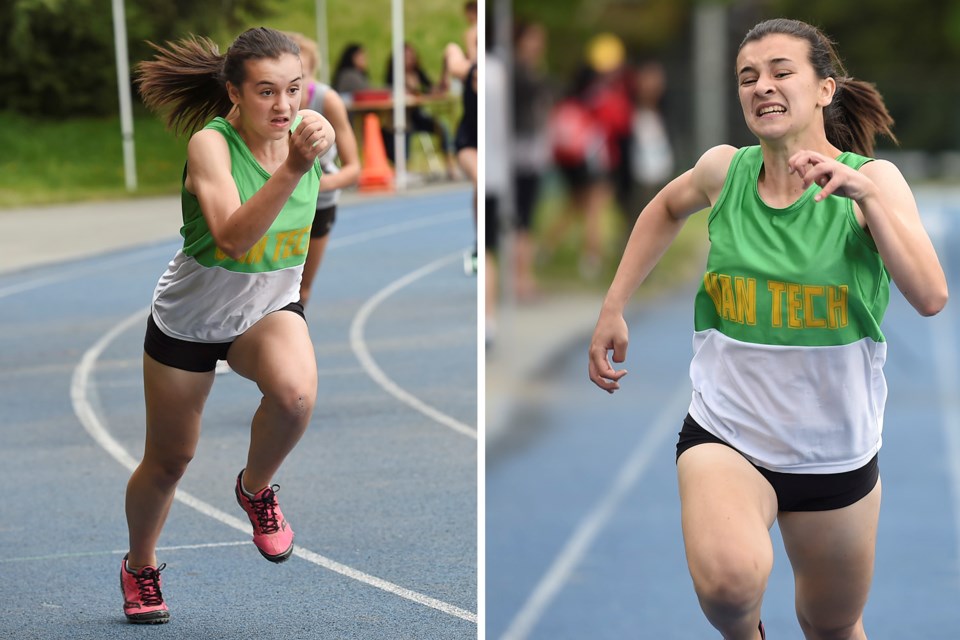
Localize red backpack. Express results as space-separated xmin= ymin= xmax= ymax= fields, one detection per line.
xmin=548 ymin=98 xmax=607 ymax=169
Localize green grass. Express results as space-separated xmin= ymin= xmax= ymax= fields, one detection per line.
xmin=0 ymin=111 xmax=187 ymax=207
xmin=1 ymin=0 xmax=465 ymax=209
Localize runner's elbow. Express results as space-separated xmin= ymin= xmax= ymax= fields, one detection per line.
xmin=914 ymin=285 xmax=948 ymax=317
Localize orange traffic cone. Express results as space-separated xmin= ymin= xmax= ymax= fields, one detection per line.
xmin=358 ymin=113 xmax=394 ymax=191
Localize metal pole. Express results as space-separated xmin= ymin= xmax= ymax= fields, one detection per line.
xmin=494 ymin=0 xmax=516 ymax=309
xmin=111 ymin=0 xmax=137 ymax=192
xmin=693 ymin=2 xmax=727 ymax=153
xmin=315 ymin=0 xmax=330 ymax=84
xmin=391 ymin=0 xmax=407 ymax=190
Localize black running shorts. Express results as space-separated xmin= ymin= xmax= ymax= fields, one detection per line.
xmin=676 ymin=413 xmax=879 ymax=512
xmin=143 ymin=302 xmax=306 ymax=373
xmin=310 ymin=205 xmax=337 ymax=239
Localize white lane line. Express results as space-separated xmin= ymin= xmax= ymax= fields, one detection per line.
xmin=0 ymin=540 xmax=250 ymax=563
xmin=0 ymin=244 xmax=173 ymax=300
xmin=926 ymin=207 xmax=960 ymax=585
xmin=499 ymin=384 xmax=690 ymax=640
xmin=292 ymin=546 xmax=475 ymax=622
xmin=328 ymin=211 xmax=462 ymax=249
xmin=70 ymin=308 xmax=476 ymax=623
xmin=71 ymin=309 xmax=147 ymax=471
xmin=349 ymin=251 xmax=478 ymax=439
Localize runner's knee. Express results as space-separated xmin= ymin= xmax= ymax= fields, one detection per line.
xmin=690 ymin=548 xmax=769 ymax=619
xmin=141 ymin=451 xmax=193 ymax=488
xmin=263 ymin=381 xmax=316 ymax=426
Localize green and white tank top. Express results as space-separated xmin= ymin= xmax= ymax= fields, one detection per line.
xmin=689 ymin=145 xmax=890 ymax=473
xmin=151 ymin=117 xmax=321 ymax=342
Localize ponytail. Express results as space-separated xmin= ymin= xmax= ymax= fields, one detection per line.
xmin=137 ymin=36 xmax=231 ymax=137
xmin=826 ymin=76 xmax=896 ymax=157
xmin=137 ymin=27 xmax=300 ymax=137
xmin=740 ymin=18 xmax=897 ymax=157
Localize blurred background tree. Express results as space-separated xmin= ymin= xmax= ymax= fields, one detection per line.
xmin=0 ymin=0 xmax=271 ymax=116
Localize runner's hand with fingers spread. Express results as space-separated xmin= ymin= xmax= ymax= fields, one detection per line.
xmin=288 ymin=109 xmax=335 ymax=173
xmin=588 ymin=310 xmax=629 ymax=393
xmin=788 ymin=149 xmax=877 ymax=203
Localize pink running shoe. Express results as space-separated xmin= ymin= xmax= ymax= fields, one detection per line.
xmin=120 ymin=554 xmax=170 ymax=624
xmin=235 ymin=470 xmax=295 ymax=562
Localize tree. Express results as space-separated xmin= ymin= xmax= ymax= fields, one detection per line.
xmin=0 ymin=0 xmax=273 ymax=117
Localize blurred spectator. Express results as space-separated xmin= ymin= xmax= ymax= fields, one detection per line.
xmin=385 ymin=42 xmax=457 ymax=178
xmin=511 ymin=20 xmax=553 ymax=300
xmin=285 ymin=32 xmax=361 ymax=307
xmin=583 ymin=35 xmax=635 ymax=225
xmin=463 ymin=2 xmax=478 ymax=62
xmin=442 ymin=41 xmax=478 ymax=274
xmin=545 ymin=33 xmax=631 ymax=280
xmin=333 ymin=43 xmax=370 ymax=96
xmin=624 ymin=60 xmax=675 ymax=229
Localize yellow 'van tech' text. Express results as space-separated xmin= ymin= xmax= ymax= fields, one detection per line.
xmin=703 ymin=272 xmax=848 ymax=329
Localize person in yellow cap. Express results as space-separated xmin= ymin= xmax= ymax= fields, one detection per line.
xmin=545 ymin=32 xmax=632 ymax=279
xmin=586 ymin=33 xmax=625 ymax=74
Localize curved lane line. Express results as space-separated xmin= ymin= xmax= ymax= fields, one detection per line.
xmin=68 ymin=208 xmax=475 ymax=623
xmin=349 ymin=251 xmax=477 ymax=439
xmin=330 ymin=211 xmax=462 ymax=249
xmin=70 ymin=307 xmax=476 ymax=623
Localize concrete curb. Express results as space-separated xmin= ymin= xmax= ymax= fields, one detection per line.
xmin=484 ymin=292 xmax=604 ymax=446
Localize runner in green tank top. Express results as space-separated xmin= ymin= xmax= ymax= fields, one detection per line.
xmin=589 ymin=18 xmax=947 ymax=640
xmin=118 ymin=28 xmax=335 ymax=624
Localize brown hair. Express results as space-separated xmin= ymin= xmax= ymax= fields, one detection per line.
xmin=137 ymin=27 xmax=300 ymax=136
xmin=739 ymin=18 xmax=897 ymax=156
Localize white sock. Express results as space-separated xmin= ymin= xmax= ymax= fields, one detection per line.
xmin=239 ymin=471 xmax=257 ymax=498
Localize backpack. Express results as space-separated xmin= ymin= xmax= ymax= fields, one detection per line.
xmin=548 ymin=98 xmax=607 ymax=169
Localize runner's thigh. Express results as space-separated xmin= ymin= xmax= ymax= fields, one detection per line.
xmin=142 ymin=353 xmax=214 ymax=460
xmin=678 ymin=443 xmax=778 ymax=588
xmin=778 ymin=480 xmax=881 ymax=633
xmin=227 ymin=310 xmax=317 ymax=399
